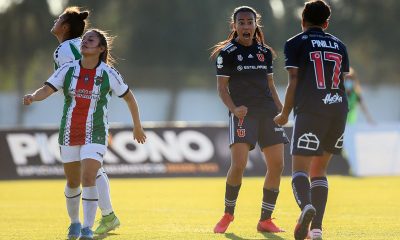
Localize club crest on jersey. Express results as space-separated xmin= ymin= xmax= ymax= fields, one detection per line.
xmin=256 ymin=53 xmax=264 ymax=62
xmin=237 ymin=54 xmax=243 ymax=61
xmin=237 ymin=128 xmax=246 ymax=138
xmin=84 ymin=74 xmax=90 ymax=85
xmin=95 ymin=76 xmax=103 ymax=86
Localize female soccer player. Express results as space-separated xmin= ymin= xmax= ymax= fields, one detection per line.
xmin=211 ymin=6 xmax=288 ymax=234
xmin=274 ymin=1 xmax=350 ymax=239
xmin=51 ymin=7 xmax=122 ymax=237
xmin=23 ymin=29 xmax=146 ymax=240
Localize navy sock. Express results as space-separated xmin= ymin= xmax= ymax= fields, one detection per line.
xmin=292 ymin=171 xmax=311 ymax=210
xmin=260 ymin=188 xmax=279 ymax=220
xmin=224 ymin=183 xmax=241 ymax=215
xmin=311 ymin=177 xmax=328 ymax=230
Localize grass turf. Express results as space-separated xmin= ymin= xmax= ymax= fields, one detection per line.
xmin=0 ymin=176 xmax=399 ymax=239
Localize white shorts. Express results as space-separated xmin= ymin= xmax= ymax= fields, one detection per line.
xmin=60 ymin=143 xmax=107 ymax=163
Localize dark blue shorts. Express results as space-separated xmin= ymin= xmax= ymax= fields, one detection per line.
xmin=291 ymin=112 xmax=347 ymax=156
xmin=229 ymin=114 xmax=289 ymax=150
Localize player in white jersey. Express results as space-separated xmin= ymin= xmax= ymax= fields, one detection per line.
xmin=51 ymin=7 xmax=122 ymax=238
xmin=23 ymin=28 xmax=147 ymax=240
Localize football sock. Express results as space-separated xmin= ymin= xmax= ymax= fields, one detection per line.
xmin=65 ymin=185 xmax=81 ymax=224
xmin=96 ymin=168 xmax=114 ymax=216
xmin=82 ymin=186 xmax=98 ymax=229
xmin=292 ymin=171 xmax=311 ymax=210
xmin=311 ymin=177 xmax=328 ymax=230
xmin=224 ymin=183 xmax=241 ymax=215
xmin=260 ymin=188 xmax=279 ymax=221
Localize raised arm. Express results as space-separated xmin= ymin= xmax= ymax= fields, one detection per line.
xmin=22 ymin=84 xmax=56 ymax=105
xmin=122 ymin=89 xmax=146 ymax=144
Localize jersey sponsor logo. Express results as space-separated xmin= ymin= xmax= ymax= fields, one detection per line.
xmin=297 ymin=132 xmax=319 ymax=151
xmin=237 ymin=65 xmax=243 ymax=71
xmin=248 ymin=54 xmax=254 ymax=59
xmin=256 ymin=53 xmax=264 ymax=62
xmin=322 ymin=93 xmax=343 ymax=105
xmin=217 ymin=56 xmax=223 ymax=69
xmin=242 ymin=65 xmax=268 ymax=70
xmin=95 ymin=76 xmax=103 ymax=86
xmin=237 ymin=54 xmax=243 ymax=61
xmin=311 ymin=39 xmax=339 ymax=50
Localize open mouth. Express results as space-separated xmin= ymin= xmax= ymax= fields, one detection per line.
xmin=243 ymin=33 xmax=251 ymax=39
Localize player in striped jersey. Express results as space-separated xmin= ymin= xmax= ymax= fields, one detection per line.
xmin=23 ymin=29 xmax=147 ymax=240
xmin=51 ymin=7 xmax=122 ymax=238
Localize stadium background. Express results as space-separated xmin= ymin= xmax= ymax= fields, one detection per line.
xmin=0 ymin=0 xmax=399 ymax=239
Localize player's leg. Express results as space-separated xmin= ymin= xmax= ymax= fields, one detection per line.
xmin=80 ymin=144 xmax=104 ymax=239
xmin=95 ymin=168 xmax=120 ymax=235
xmin=214 ymin=114 xmax=256 ymax=233
xmin=61 ymin=145 xmax=82 ymax=240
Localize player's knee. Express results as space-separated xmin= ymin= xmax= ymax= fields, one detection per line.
xmin=81 ymin=171 xmax=97 ymax=186
xmin=66 ymin=178 xmax=80 ymax=188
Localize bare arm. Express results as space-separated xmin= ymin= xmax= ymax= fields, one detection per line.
xmin=274 ymin=68 xmax=298 ymax=125
xmin=217 ymin=76 xmax=247 ymax=118
xmin=267 ymin=74 xmax=283 ymax=112
xmin=123 ymin=90 xmax=146 ymax=144
xmin=22 ymin=85 xmax=55 ymax=105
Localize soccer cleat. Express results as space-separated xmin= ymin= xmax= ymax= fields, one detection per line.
xmin=294 ymin=204 xmax=316 ymax=240
xmin=79 ymin=227 xmax=93 ymax=240
xmin=257 ymin=218 xmax=285 ymax=233
xmin=309 ymin=228 xmax=323 ymax=240
xmin=94 ymin=212 xmax=121 ymax=235
xmin=213 ymin=213 xmax=234 ymax=233
xmin=67 ymin=222 xmax=81 ymax=240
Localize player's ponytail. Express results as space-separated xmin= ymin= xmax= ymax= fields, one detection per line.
xmin=62 ymin=6 xmax=90 ymax=40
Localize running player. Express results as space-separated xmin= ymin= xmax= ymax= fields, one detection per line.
xmin=211 ymin=6 xmax=288 ymax=234
xmin=51 ymin=7 xmax=121 ymax=237
xmin=23 ymin=29 xmax=147 ymax=240
xmin=274 ymin=1 xmax=350 ymax=239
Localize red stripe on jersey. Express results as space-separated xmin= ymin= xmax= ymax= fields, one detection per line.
xmin=69 ymin=68 xmax=96 ymax=145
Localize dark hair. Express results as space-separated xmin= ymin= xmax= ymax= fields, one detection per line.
xmin=88 ymin=29 xmax=116 ymax=66
xmin=62 ymin=6 xmax=90 ymax=39
xmin=302 ymin=0 xmax=331 ymax=26
xmin=210 ymin=6 xmax=275 ymax=59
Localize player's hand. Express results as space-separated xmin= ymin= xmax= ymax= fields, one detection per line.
xmin=274 ymin=112 xmax=288 ymax=126
xmin=23 ymin=94 xmax=34 ymax=105
xmin=133 ymin=126 xmax=146 ymax=144
xmin=233 ymin=105 xmax=248 ymax=119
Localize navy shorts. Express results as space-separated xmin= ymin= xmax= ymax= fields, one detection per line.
xmin=229 ymin=113 xmax=289 ymax=150
xmin=291 ymin=112 xmax=347 ymax=156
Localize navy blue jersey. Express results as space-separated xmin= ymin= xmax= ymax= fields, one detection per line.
xmin=216 ymin=40 xmax=278 ymax=117
xmin=284 ymin=27 xmax=350 ymax=117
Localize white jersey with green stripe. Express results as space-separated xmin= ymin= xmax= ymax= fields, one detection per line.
xmin=46 ymin=60 xmax=129 ymax=146
xmin=53 ymin=38 xmax=82 ymax=70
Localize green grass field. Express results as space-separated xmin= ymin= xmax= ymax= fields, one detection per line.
xmin=1 ymin=176 xmax=400 ymax=239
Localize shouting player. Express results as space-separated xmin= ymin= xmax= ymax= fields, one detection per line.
xmin=274 ymin=1 xmax=350 ymax=239
xmin=211 ymin=6 xmax=288 ymax=234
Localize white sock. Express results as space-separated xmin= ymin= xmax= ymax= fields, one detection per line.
xmin=82 ymin=186 xmax=98 ymax=228
xmin=65 ymin=186 xmax=81 ymax=224
xmin=96 ymin=168 xmax=114 ymax=216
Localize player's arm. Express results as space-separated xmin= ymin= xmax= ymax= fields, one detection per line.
xmin=267 ymin=74 xmax=283 ymax=112
xmin=122 ymin=89 xmax=146 ymax=144
xmin=217 ymin=76 xmax=247 ymax=118
xmin=274 ymin=67 xmax=298 ymax=125
xmin=22 ymin=84 xmax=56 ymax=105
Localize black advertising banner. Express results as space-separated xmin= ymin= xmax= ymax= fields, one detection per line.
xmin=0 ymin=125 xmax=349 ymax=180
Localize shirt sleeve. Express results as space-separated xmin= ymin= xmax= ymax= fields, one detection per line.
xmin=54 ymin=44 xmax=75 ymax=69
xmin=284 ymin=39 xmax=299 ymax=68
xmin=108 ymin=67 xmax=129 ymax=97
xmin=216 ymin=50 xmax=233 ymax=77
xmin=265 ymin=50 xmax=273 ymax=75
xmin=45 ymin=63 xmax=71 ymax=91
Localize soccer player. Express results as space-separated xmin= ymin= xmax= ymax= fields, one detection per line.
xmin=23 ymin=29 xmax=147 ymax=240
xmin=344 ymin=67 xmax=374 ymax=125
xmin=274 ymin=1 xmax=350 ymax=239
xmin=51 ymin=7 xmax=122 ymax=237
xmin=211 ymin=6 xmax=288 ymax=234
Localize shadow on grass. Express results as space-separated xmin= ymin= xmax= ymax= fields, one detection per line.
xmin=224 ymin=232 xmax=285 ymax=240
xmin=94 ymin=232 xmax=119 ymax=240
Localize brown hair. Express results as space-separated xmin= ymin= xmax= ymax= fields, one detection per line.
xmin=302 ymin=0 xmax=331 ymax=26
xmin=88 ymin=29 xmax=116 ymax=66
xmin=62 ymin=6 xmax=89 ymax=40
xmin=210 ymin=6 xmax=275 ymax=59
